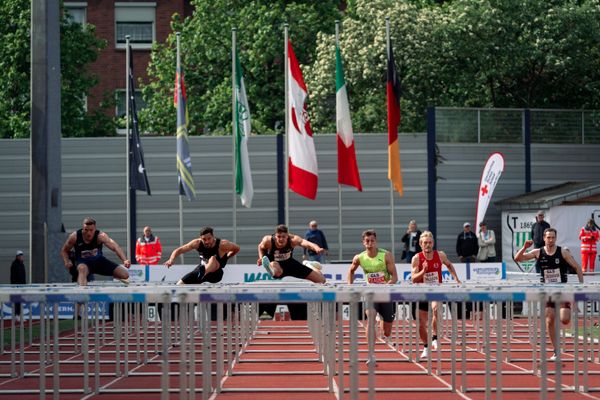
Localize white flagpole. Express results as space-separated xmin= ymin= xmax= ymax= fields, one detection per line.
xmin=336 ymin=21 xmax=343 ymax=261
xmin=284 ymin=24 xmax=289 ymax=227
xmin=176 ymin=32 xmax=185 ymax=263
xmin=125 ymin=36 xmax=131 ymax=260
xmin=231 ymin=28 xmax=238 ymax=257
xmin=386 ymin=18 xmax=395 ymax=257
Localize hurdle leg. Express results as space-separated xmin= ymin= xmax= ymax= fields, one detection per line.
xmin=52 ymin=303 xmax=60 ymax=400
xmin=124 ymin=302 xmax=129 ymax=377
xmin=189 ymin=302 xmax=196 ymax=400
xmin=496 ymin=301 xmax=503 ymax=400
xmin=349 ymin=293 xmax=359 ymax=400
xmin=94 ymin=303 xmax=100 ymax=395
xmin=365 ymin=293 xmax=375 ymax=400
xmin=540 ymin=296 xmax=548 ymax=400
xmin=10 ymin=303 xmax=16 ymax=378
xmin=82 ymin=301 xmax=90 ymax=394
xmin=179 ymin=298 xmax=188 ymax=400
xmin=554 ymin=300 xmax=562 ymax=400
xmin=337 ymin=301 xmax=345 ymax=400
xmin=161 ymin=296 xmax=170 ymax=400
xmin=460 ymin=301 xmax=467 ymax=393
xmin=450 ymin=302 xmax=457 ymax=392
xmin=19 ymin=303 xmax=25 ymax=378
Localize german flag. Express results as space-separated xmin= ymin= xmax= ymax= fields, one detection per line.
xmin=386 ymin=40 xmax=403 ymax=196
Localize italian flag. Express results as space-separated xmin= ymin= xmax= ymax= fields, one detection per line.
xmin=234 ymin=52 xmax=254 ymax=207
xmin=336 ymin=43 xmax=362 ymax=191
xmin=287 ymin=39 xmax=318 ymax=200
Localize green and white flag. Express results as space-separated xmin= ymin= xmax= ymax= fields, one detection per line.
xmin=234 ymin=52 xmax=254 ymax=207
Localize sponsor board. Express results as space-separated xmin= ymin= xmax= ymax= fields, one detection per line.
xmin=502 ymin=211 xmax=537 ymax=272
xmin=2 ymin=302 xmax=108 ymax=320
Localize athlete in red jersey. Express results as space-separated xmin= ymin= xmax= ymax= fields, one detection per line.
xmin=411 ymin=231 xmax=461 ymax=359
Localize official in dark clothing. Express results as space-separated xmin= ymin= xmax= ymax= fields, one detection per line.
xmin=10 ymin=250 xmax=26 ymax=315
xmin=303 ymin=220 xmax=328 ymax=263
xmin=456 ymin=222 xmax=478 ymax=262
xmin=531 ymin=210 xmax=551 ymax=272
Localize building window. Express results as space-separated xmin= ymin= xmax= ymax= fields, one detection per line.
xmin=116 ymin=89 xmax=147 ymax=118
xmin=64 ymin=2 xmax=87 ymax=24
xmin=115 ymin=2 xmax=156 ymax=49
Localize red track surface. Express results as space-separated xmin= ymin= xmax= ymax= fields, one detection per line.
xmin=0 ymin=318 xmax=599 ymax=399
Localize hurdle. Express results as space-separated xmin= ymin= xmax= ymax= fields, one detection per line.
xmin=0 ymin=281 xmax=600 ymax=399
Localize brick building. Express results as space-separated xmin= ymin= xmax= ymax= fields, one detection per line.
xmin=64 ymin=1 xmax=193 ymax=120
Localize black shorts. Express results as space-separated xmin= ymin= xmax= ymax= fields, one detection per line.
xmin=411 ymin=301 xmax=431 ymax=320
xmin=181 ymin=264 xmax=224 ymax=284
xmin=273 ymin=258 xmax=313 ymax=280
xmin=76 ymin=256 xmax=119 ymax=277
xmin=373 ymin=302 xmax=396 ymax=323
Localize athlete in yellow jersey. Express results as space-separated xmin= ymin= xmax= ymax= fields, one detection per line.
xmin=348 ymin=229 xmax=398 ymax=365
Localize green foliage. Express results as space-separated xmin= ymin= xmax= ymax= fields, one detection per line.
xmin=0 ymin=0 xmax=113 ymax=138
xmin=307 ymin=0 xmax=600 ymax=133
xmin=141 ymin=0 xmax=342 ymax=135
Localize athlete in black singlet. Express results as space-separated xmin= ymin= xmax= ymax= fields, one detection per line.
xmin=164 ymin=227 xmax=239 ymax=284
xmin=61 ymin=217 xmax=130 ymax=286
xmin=515 ymin=227 xmax=583 ymax=360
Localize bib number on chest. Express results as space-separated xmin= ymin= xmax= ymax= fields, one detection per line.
xmin=543 ymin=268 xmax=561 ymax=283
xmin=367 ymin=272 xmax=386 ymax=284
xmin=424 ymin=271 xmax=439 ymax=284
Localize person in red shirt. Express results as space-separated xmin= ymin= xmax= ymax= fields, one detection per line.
xmin=579 ymin=218 xmax=599 ymax=272
xmin=411 ymin=231 xmax=461 ymax=360
xmin=135 ymin=226 xmax=162 ymax=265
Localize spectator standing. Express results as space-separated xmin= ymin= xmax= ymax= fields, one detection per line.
xmin=10 ymin=250 xmax=26 ymax=315
xmin=303 ymin=220 xmax=328 ymax=263
xmin=579 ymin=218 xmax=599 ymax=272
xmin=401 ymin=220 xmax=422 ymax=262
xmin=531 ymin=210 xmax=551 ymax=249
xmin=531 ymin=210 xmax=551 ymax=273
xmin=476 ymin=221 xmax=496 ymax=262
xmin=456 ymin=222 xmax=478 ymax=262
xmin=135 ymin=226 xmax=163 ymax=265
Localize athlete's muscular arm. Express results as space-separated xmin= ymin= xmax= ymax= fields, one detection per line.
xmin=164 ymin=239 xmax=200 ymax=268
xmin=61 ymin=232 xmax=77 ymax=270
xmin=385 ymin=251 xmax=398 ymax=284
xmin=514 ymin=239 xmax=540 ymax=262
xmin=411 ymin=254 xmax=425 ymax=283
xmin=220 ymin=239 xmax=240 ymax=258
xmin=347 ymin=255 xmax=361 ymax=284
xmin=257 ymin=235 xmax=271 ymax=265
xmin=99 ymin=232 xmax=131 ymax=268
xmin=562 ymin=247 xmax=584 ymax=283
xmin=439 ymin=251 xmax=461 ymax=284
xmin=293 ymin=235 xmax=323 ymax=254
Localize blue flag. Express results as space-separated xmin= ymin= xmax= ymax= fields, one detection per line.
xmin=174 ymin=63 xmax=195 ymax=200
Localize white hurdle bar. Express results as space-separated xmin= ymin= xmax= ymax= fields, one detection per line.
xmin=0 ymin=281 xmax=599 ymax=399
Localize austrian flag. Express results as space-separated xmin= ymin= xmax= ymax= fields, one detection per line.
xmin=287 ymin=40 xmax=318 ymax=200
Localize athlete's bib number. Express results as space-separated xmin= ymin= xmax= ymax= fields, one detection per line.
xmin=273 ymin=251 xmax=291 ymax=262
xmin=543 ymin=268 xmax=561 ymax=283
xmin=424 ymin=272 xmax=439 ymax=284
xmin=367 ymin=272 xmax=386 ymax=284
xmin=80 ymin=249 xmax=99 ymax=259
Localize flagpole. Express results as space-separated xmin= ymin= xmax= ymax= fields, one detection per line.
xmin=284 ymin=23 xmax=289 ymax=227
xmin=231 ymin=28 xmax=238 ymax=254
xmin=335 ymin=21 xmax=343 ymax=261
xmin=125 ymin=35 xmax=131 ymax=261
xmin=386 ymin=17 xmax=395 ymax=258
xmin=176 ymin=32 xmax=185 ymax=264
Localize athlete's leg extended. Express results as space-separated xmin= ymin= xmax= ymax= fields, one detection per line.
xmin=305 ymin=270 xmax=326 ymax=284
xmin=112 ymin=265 xmax=129 ymax=280
xmin=77 ymin=263 xmax=90 ymax=286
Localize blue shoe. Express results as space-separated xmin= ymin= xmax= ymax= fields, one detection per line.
xmin=262 ymin=256 xmax=273 ymax=277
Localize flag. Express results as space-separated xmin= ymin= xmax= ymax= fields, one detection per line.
xmin=234 ymin=52 xmax=254 ymax=207
xmin=287 ymin=39 xmax=318 ymax=200
xmin=336 ymin=43 xmax=362 ymax=191
xmin=386 ymin=40 xmax=403 ymax=195
xmin=174 ymin=59 xmax=196 ymax=200
xmin=128 ymin=47 xmax=150 ymax=195
xmin=475 ymin=153 xmax=505 ymax=234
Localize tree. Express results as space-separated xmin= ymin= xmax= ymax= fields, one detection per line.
xmin=141 ymin=0 xmax=342 ymax=135
xmin=307 ymin=0 xmax=600 ymax=134
xmin=0 ymin=0 xmax=112 ymax=138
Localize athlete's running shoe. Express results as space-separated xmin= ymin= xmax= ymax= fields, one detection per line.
xmin=549 ymin=352 xmax=561 ymax=361
xmin=431 ymin=339 xmax=438 ymax=350
xmin=118 ymin=278 xmax=130 ymax=286
xmin=302 ymin=260 xmax=323 ymax=272
xmin=261 ymin=256 xmax=273 ymax=277
xmin=420 ymin=346 xmax=430 ymax=360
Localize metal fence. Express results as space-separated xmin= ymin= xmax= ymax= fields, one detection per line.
xmin=435 ymin=107 xmax=600 ymax=144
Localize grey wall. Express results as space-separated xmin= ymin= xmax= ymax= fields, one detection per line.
xmin=1 ymin=135 xmax=599 ymax=283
